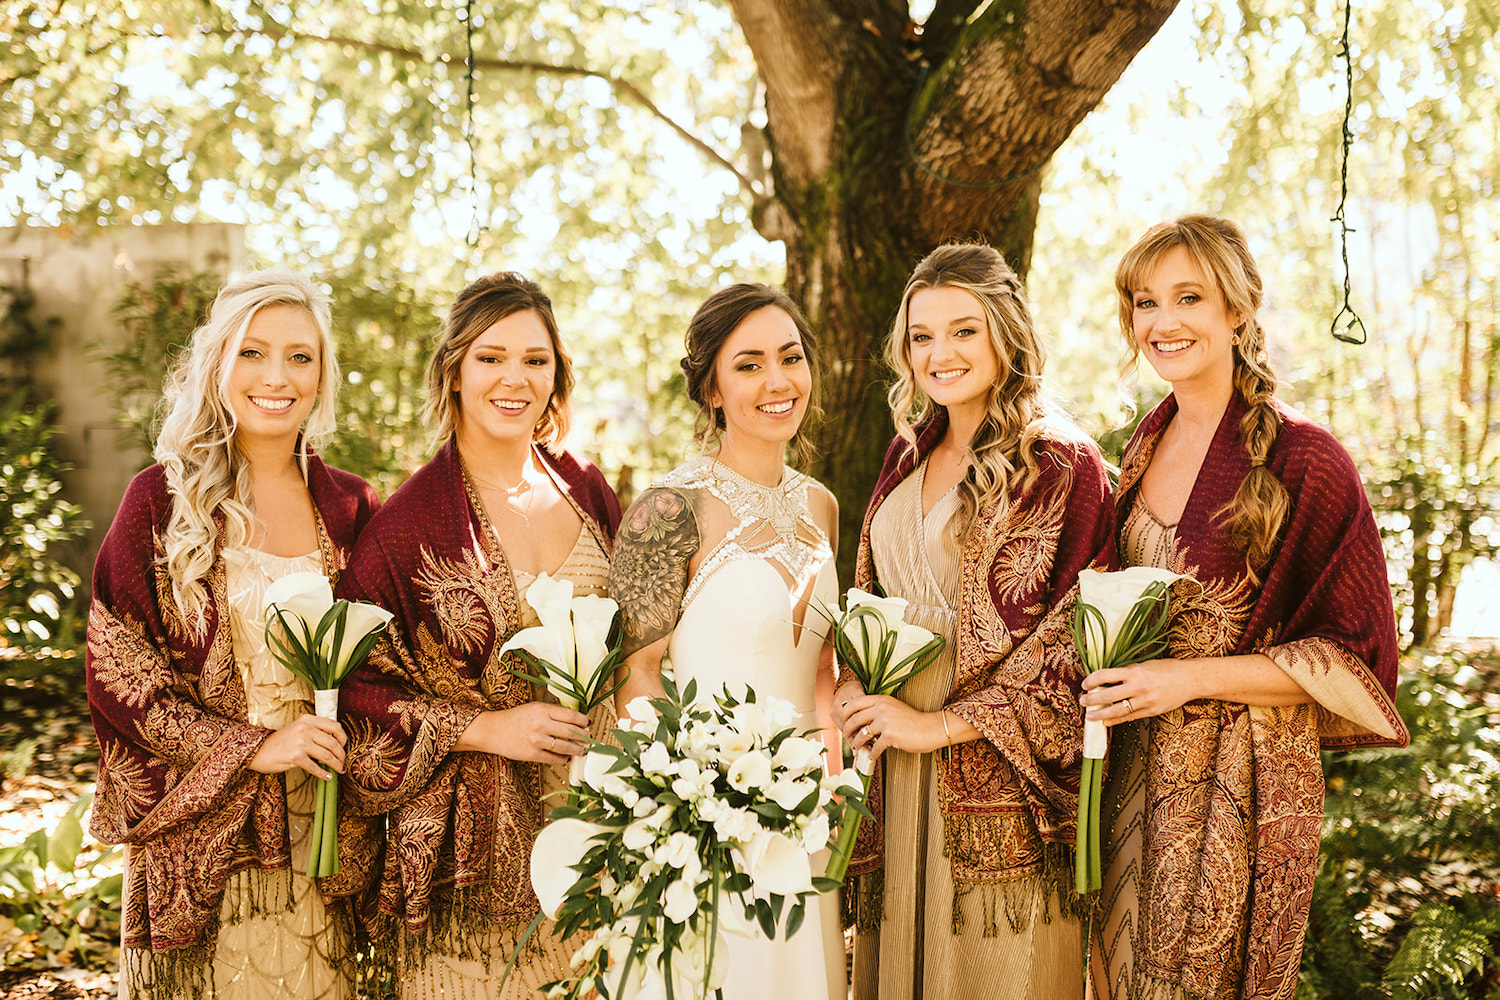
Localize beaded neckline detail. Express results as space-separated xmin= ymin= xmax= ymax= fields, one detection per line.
xmin=656 ymin=455 xmax=830 ymax=610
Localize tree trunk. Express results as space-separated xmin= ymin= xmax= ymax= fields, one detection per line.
xmin=730 ymin=0 xmax=1179 ymax=578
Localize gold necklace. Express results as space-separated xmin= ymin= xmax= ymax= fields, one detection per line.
xmin=469 ymin=464 xmax=539 ymax=528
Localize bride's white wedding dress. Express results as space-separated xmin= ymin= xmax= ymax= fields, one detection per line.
xmin=656 ymin=455 xmax=845 ymax=1000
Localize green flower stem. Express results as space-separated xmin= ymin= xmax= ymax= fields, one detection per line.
xmin=822 ymin=771 xmax=870 ymax=886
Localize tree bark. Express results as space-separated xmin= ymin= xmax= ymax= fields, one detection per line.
xmin=729 ymin=0 xmax=1179 ymax=576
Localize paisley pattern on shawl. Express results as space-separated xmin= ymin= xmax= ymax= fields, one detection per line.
xmin=1094 ymin=392 xmax=1408 ymax=1000
xmin=85 ymin=458 xmax=379 ymax=989
xmin=330 ymin=439 xmax=620 ymax=969
xmin=849 ymin=409 xmax=1113 ymax=917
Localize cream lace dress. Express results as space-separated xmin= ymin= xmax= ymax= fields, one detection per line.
xmin=211 ymin=545 xmax=350 ymax=999
xmin=403 ymin=523 xmax=614 ymax=1000
xmin=852 ymin=463 xmax=1082 ymax=1000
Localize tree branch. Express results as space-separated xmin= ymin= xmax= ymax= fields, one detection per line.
xmin=726 ymin=0 xmax=851 ymax=187
xmin=902 ymin=0 xmax=1179 ymax=243
xmin=201 ymin=23 xmax=767 ymax=206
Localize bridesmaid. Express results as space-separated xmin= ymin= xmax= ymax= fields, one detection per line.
xmin=87 ymin=270 xmax=379 ymax=999
xmin=332 ymin=271 xmax=621 ymax=1000
xmin=1081 ymin=215 xmax=1406 ymax=1000
xmin=832 ymin=243 xmax=1112 ymax=1000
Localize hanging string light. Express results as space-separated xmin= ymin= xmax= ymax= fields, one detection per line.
xmin=464 ymin=0 xmax=481 ymax=248
xmin=1330 ymin=0 xmax=1366 ymax=345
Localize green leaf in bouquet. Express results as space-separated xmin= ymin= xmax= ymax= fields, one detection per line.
xmin=877 ymin=633 xmax=947 ymax=695
xmin=1070 ymin=602 xmax=1108 ymax=674
xmin=1105 ymin=581 xmax=1174 ymax=667
xmin=333 ymin=621 xmax=385 ymax=684
xmin=264 ymin=606 xmax=322 ymax=689
xmin=785 ymin=899 xmax=806 ymax=938
xmin=756 ymin=898 xmax=776 ymax=939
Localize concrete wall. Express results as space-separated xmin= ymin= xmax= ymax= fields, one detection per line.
xmin=0 ymin=223 xmax=246 ymax=585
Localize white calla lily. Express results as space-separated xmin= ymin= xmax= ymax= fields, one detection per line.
xmin=530 ymin=817 xmax=607 ymax=919
xmin=263 ymin=571 xmax=335 ymax=631
xmin=498 ymin=625 xmax=573 ymax=701
xmin=526 ymin=573 xmax=578 ymax=669
xmin=843 ymin=587 xmax=909 ymax=631
xmin=1076 ymin=567 xmax=1182 ymax=662
xmin=885 ymin=621 xmax=939 ymax=685
xmin=571 ymin=593 xmax=618 ymax=681
xmin=742 ymin=828 xmax=813 ymax=898
xmin=323 ymin=600 xmax=395 ymax=673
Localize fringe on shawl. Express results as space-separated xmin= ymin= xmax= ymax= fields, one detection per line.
xmin=844 ymin=869 xmax=886 ymax=933
xmin=942 ymin=813 xmax=1082 ymax=935
xmin=361 ymin=882 xmax=547 ymax=996
xmin=122 ymin=864 xmax=307 ymax=999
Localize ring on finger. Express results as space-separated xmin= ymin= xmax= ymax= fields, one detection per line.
xmin=549 ymin=736 xmax=557 ymax=752
xmin=1121 ymin=697 xmax=1133 ymax=715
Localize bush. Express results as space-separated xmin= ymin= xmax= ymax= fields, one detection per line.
xmin=0 ymin=395 xmax=87 ymax=653
xmin=1300 ymin=646 xmax=1500 ymax=998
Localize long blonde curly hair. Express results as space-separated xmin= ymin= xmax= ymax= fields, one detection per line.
xmin=1114 ymin=214 xmax=1289 ymax=576
xmin=155 ymin=269 xmax=338 ymax=635
xmin=886 ymin=242 xmax=1060 ymax=534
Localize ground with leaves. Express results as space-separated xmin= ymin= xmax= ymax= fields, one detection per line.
xmin=0 ymin=654 xmax=115 ymax=1000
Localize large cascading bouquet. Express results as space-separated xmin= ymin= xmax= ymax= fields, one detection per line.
xmin=499 ymin=573 xmax=627 ymax=780
xmin=817 ymin=587 xmax=945 ymax=884
xmin=522 ymin=677 xmax=864 ymax=1000
xmin=262 ymin=571 xmax=394 ymax=878
xmin=1070 ymin=567 xmax=1182 ymax=895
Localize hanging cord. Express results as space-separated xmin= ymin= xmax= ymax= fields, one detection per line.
xmin=904 ymin=61 xmax=1045 ymax=190
xmin=1329 ymin=0 xmax=1366 ymax=344
xmin=464 ymin=0 xmax=481 ymax=248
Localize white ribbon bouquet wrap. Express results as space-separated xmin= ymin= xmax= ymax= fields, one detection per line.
xmin=1070 ymin=566 xmax=1182 ymax=895
xmin=814 ymin=586 xmax=946 ymax=885
xmin=498 ymin=573 xmax=628 ymax=782
xmin=262 ymin=570 xmax=393 ymax=878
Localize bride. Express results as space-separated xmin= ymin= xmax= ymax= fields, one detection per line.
xmin=611 ymin=282 xmax=845 ymax=1000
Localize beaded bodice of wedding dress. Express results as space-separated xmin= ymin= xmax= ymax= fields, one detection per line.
xmin=655 ymin=455 xmax=844 ymax=1000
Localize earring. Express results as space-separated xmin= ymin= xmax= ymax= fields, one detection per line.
xmin=1231 ymin=335 xmax=1240 ymax=346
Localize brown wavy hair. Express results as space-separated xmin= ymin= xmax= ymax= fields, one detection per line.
xmin=886 ymin=242 xmax=1061 ymax=533
xmin=679 ymin=282 xmax=822 ymax=465
xmin=1115 ymin=214 xmax=1289 ymax=577
xmin=422 ymin=271 xmax=574 ymax=447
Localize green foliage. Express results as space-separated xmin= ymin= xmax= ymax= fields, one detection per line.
xmin=0 ymin=395 xmax=87 ymax=653
xmin=99 ymin=268 xmax=222 ymax=455
xmin=1301 ymin=648 xmax=1500 ymax=998
xmin=317 ymin=274 xmax=444 ymax=496
xmin=0 ymin=793 xmax=122 ymax=970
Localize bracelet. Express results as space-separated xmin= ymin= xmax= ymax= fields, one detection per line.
xmin=940 ymin=710 xmax=953 ymax=746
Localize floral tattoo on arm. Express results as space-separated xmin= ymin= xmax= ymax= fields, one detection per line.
xmin=611 ymin=487 xmax=700 ymax=659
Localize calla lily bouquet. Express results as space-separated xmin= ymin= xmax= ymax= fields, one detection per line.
xmin=816 ymin=586 xmax=945 ymax=884
xmin=499 ymin=573 xmax=628 ymax=720
xmin=513 ymin=677 xmax=863 ymax=1000
xmin=263 ymin=570 xmax=393 ymax=878
xmin=1070 ymin=567 xmax=1182 ymax=895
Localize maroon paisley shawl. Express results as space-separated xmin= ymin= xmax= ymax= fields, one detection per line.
xmin=1093 ymin=393 xmax=1408 ymax=1000
xmin=850 ymin=410 xmax=1114 ymax=927
xmin=86 ymin=458 xmax=379 ymax=990
xmin=329 ymin=439 xmax=619 ymax=966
